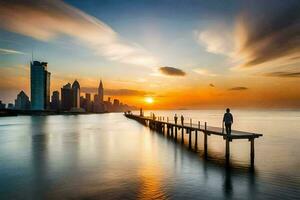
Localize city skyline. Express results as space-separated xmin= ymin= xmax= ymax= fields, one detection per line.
xmin=0 ymin=0 xmax=299 ymax=109
xmin=0 ymin=59 xmax=135 ymax=113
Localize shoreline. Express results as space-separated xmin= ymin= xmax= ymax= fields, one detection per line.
xmin=0 ymin=109 xmax=132 ymax=117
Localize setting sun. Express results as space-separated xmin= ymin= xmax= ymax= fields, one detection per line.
xmin=145 ymin=97 xmax=154 ymax=104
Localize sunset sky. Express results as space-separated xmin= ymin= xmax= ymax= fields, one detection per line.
xmin=0 ymin=0 xmax=299 ymax=109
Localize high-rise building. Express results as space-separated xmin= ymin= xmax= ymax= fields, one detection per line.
xmin=15 ymin=91 xmax=31 ymax=110
xmin=86 ymin=93 xmax=91 ymax=102
xmin=30 ymin=61 xmax=50 ymax=110
xmin=104 ymin=97 xmax=113 ymax=112
xmin=7 ymin=103 xmax=14 ymax=110
xmin=50 ymin=91 xmax=60 ymax=111
xmin=72 ymin=80 xmax=80 ymax=108
xmin=0 ymin=101 xmax=5 ymax=109
xmin=98 ymin=80 xmax=104 ymax=103
xmin=80 ymin=96 xmax=86 ymax=110
xmin=113 ymin=99 xmax=120 ymax=111
xmin=61 ymin=83 xmax=73 ymax=111
xmin=85 ymin=93 xmax=92 ymax=112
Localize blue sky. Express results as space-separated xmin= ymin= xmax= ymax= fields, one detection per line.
xmin=0 ymin=0 xmax=299 ymax=108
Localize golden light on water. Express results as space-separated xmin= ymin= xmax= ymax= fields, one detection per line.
xmin=145 ymin=97 xmax=154 ymax=104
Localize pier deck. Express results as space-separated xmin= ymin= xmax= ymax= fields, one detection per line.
xmin=125 ymin=113 xmax=263 ymax=166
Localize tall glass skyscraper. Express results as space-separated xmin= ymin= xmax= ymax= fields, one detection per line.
xmin=30 ymin=61 xmax=50 ymax=110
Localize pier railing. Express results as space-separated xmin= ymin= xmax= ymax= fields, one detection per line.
xmin=125 ymin=113 xmax=263 ymax=166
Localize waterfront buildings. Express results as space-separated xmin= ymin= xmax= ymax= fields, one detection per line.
xmin=2 ymin=61 xmax=136 ymax=113
xmin=113 ymin=99 xmax=120 ymax=111
xmin=98 ymin=80 xmax=104 ymax=103
xmin=30 ymin=61 xmax=50 ymax=110
xmin=61 ymin=83 xmax=73 ymax=111
xmin=14 ymin=91 xmax=30 ymax=110
xmin=7 ymin=103 xmax=14 ymax=110
xmin=50 ymin=91 xmax=60 ymax=111
xmin=0 ymin=101 xmax=6 ymax=109
xmin=72 ymin=80 xmax=80 ymax=109
xmin=93 ymin=80 xmax=105 ymax=113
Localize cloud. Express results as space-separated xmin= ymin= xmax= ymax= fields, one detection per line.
xmin=209 ymin=83 xmax=215 ymax=87
xmin=0 ymin=0 xmax=157 ymax=67
xmin=193 ymin=68 xmax=218 ymax=76
xmin=195 ymin=24 xmax=234 ymax=56
xmin=228 ymin=87 xmax=248 ymax=91
xmin=0 ymin=48 xmax=25 ymax=55
xmin=159 ymin=66 xmax=186 ymax=76
xmin=195 ymin=1 xmax=300 ymax=71
xmin=235 ymin=0 xmax=300 ymax=68
xmin=264 ymin=71 xmax=300 ymax=78
xmin=81 ymin=87 xmax=152 ymax=96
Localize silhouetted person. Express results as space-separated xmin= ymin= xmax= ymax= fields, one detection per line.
xmin=140 ymin=108 xmax=143 ymax=117
xmin=181 ymin=115 xmax=184 ymax=125
xmin=174 ymin=114 xmax=178 ymax=124
xmin=223 ymin=108 xmax=233 ymax=135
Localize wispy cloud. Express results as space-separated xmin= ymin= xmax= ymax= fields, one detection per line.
xmin=159 ymin=66 xmax=186 ymax=76
xmin=195 ymin=0 xmax=300 ymax=72
xmin=0 ymin=0 xmax=157 ymax=67
xmin=264 ymin=71 xmax=300 ymax=78
xmin=193 ymin=68 xmax=218 ymax=77
xmin=0 ymin=48 xmax=25 ymax=55
xmin=195 ymin=24 xmax=234 ymax=56
xmin=235 ymin=0 xmax=300 ymax=68
xmin=228 ymin=87 xmax=248 ymax=91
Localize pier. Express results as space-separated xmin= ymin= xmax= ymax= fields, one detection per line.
xmin=125 ymin=113 xmax=263 ymax=166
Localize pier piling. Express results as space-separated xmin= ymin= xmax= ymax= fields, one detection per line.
xmin=124 ymin=113 xmax=262 ymax=166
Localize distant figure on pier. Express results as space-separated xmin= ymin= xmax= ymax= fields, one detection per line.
xmin=223 ymin=108 xmax=233 ymax=135
xmin=140 ymin=108 xmax=143 ymax=117
xmin=181 ymin=115 xmax=184 ymax=125
xmin=152 ymin=113 xmax=156 ymax=120
xmin=174 ymin=114 xmax=178 ymax=124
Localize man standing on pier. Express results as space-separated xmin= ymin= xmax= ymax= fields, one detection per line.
xmin=174 ymin=114 xmax=178 ymax=124
xmin=223 ymin=108 xmax=233 ymax=135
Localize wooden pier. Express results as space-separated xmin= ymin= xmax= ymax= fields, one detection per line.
xmin=125 ymin=113 xmax=263 ymax=166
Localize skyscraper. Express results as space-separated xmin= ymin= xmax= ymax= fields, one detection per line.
xmin=30 ymin=61 xmax=50 ymax=110
xmin=93 ymin=80 xmax=105 ymax=112
xmin=15 ymin=91 xmax=30 ymax=110
xmin=0 ymin=101 xmax=5 ymax=109
xmin=86 ymin=93 xmax=91 ymax=102
xmin=50 ymin=91 xmax=60 ymax=111
xmin=61 ymin=83 xmax=72 ymax=111
xmin=72 ymin=80 xmax=80 ymax=108
xmin=98 ymin=80 xmax=104 ymax=103
xmin=113 ymin=99 xmax=120 ymax=111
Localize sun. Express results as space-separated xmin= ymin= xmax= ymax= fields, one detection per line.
xmin=145 ymin=97 xmax=154 ymax=104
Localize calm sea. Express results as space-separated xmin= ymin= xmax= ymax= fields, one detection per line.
xmin=0 ymin=110 xmax=299 ymax=199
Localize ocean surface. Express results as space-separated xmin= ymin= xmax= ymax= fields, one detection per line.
xmin=0 ymin=110 xmax=299 ymax=199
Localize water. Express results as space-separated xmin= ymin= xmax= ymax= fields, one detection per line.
xmin=0 ymin=110 xmax=299 ymax=199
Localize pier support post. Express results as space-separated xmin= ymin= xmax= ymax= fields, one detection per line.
xmin=181 ymin=127 xmax=184 ymax=143
xmin=175 ymin=126 xmax=177 ymax=140
xmin=225 ymin=137 xmax=230 ymax=161
xmin=195 ymin=130 xmax=198 ymax=149
xmin=171 ymin=125 xmax=174 ymax=137
xmin=204 ymin=122 xmax=208 ymax=158
xmin=188 ymin=129 xmax=192 ymax=148
xmin=250 ymin=138 xmax=255 ymax=165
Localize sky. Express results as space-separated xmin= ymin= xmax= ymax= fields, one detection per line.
xmin=0 ymin=0 xmax=299 ymax=109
